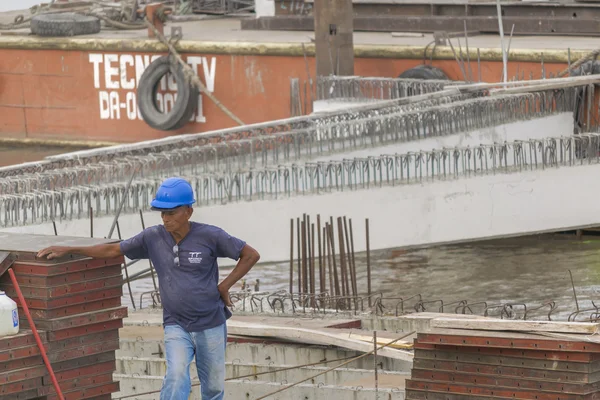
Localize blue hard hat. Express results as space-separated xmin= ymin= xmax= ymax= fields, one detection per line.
xmin=151 ymin=177 xmax=196 ymax=210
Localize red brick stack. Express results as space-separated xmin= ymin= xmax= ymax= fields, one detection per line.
xmin=0 ymin=251 xmax=126 ymax=400
xmin=406 ymin=327 xmax=600 ymax=400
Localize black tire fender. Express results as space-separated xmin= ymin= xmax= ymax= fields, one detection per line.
xmin=137 ymin=56 xmax=200 ymax=131
xmin=30 ymin=13 xmax=101 ymax=37
xmin=398 ymin=65 xmax=449 ymax=80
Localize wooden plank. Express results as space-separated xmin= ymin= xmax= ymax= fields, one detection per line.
xmin=45 ymin=381 xmax=120 ymax=400
xmin=52 ymin=360 xmax=116 ymax=382
xmin=413 ymin=341 xmax=600 ymax=362
xmin=422 ymin=327 xmax=597 ymax=342
xmin=47 ymin=339 xmax=120 ymax=363
xmin=0 ymin=365 xmax=47 ymax=385
xmin=414 ymin=348 xmax=600 ymax=373
xmin=346 ymin=331 xmax=413 ymax=349
xmin=406 ymin=379 xmax=598 ymax=400
xmin=445 ymin=74 xmax=600 ymax=92
xmin=13 ymin=264 xmax=122 ymax=287
xmin=412 ymin=358 xmax=600 ymax=383
xmin=227 ymin=320 xmax=414 ymax=361
xmin=0 ymin=331 xmax=42 ymax=351
xmin=0 ymin=275 xmax=124 ymax=299
xmin=411 ymin=369 xmax=600 ymax=394
xmin=0 ymin=376 xmax=42 ymax=395
xmin=11 ymin=258 xmax=122 ymax=276
xmin=18 ymin=286 xmax=123 ymax=310
xmin=431 ymin=317 xmax=600 ymax=334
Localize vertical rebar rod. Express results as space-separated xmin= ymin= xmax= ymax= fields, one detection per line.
xmin=374 ymin=331 xmax=379 ymax=399
xmin=310 ymin=222 xmax=316 ymax=306
xmin=89 ymin=207 xmax=93 ymax=238
xmin=317 ymin=215 xmax=324 ymax=295
xmin=325 ymin=225 xmax=333 ymax=297
xmin=343 ymin=216 xmax=357 ymax=299
xmin=301 ymin=217 xmax=308 ymax=295
xmin=297 ymin=217 xmax=301 ymax=294
xmin=290 ymin=218 xmax=294 ymax=294
xmin=307 ymin=214 xmax=312 ymax=298
xmin=328 ymin=223 xmax=340 ymax=298
xmin=336 ymin=217 xmax=349 ymax=301
xmin=366 ymin=218 xmax=372 ymax=307
xmin=349 ymin=218 xmax=358 ymax=299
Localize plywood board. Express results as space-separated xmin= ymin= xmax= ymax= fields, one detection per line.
xmin=431 ymin=317 xmax=600 ymax=334
xmin=227 ymin=320 xmax=414 ymax=361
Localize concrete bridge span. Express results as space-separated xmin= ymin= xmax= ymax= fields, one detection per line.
xmin=1 ymin=113 xmax=596 ymax=264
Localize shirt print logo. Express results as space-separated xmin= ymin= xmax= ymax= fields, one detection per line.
xmin=188 ymin=252 xmax=203 ymax=264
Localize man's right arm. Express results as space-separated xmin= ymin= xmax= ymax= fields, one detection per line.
xmin=37 ymin=243 xmax=123 ymax=260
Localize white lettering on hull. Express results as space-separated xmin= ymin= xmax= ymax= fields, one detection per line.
xmin=89 ymin=53 xmax=216 ymax=123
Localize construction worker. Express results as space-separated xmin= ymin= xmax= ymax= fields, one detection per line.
xmin=37 ymin=177 xmax=260 ymax=400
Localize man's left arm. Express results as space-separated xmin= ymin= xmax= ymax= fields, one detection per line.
xmin=218 ymin=244 xmax=260 ymax=306
xmin=214 ymin=229 xmax=260 ymax=306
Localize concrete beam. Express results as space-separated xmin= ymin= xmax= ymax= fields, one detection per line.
xmin=115 ymin=358 xmax=409 ymax=388
xmin=117 ymin=339 xmax=412 ymax=371
xmin=114 ymin=374 xmax=407 ymax=399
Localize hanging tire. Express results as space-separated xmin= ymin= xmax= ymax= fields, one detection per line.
xmin=30 ymin=13 xmax=101 ymax=37
xmin=137 ymin=56 xmax=199 ymax=131
xmin=398 ymin=65 xmax=449 ymax=80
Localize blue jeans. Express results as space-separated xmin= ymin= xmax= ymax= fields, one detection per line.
xmin=160 ymin=323 xmax=227 ymax=400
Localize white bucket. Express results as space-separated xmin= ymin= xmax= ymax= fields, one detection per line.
xmin=0 ymin=291 xmax=19 ymax=337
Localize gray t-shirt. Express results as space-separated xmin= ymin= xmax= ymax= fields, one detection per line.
xmin=120 ymin=222 xmax=246 ymax=332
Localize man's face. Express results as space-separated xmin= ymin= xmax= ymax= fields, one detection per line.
xmin=161 ymin=206 xmax=193 ymax=232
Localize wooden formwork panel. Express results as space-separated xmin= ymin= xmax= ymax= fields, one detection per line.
xmin=45 ymin=381 xmax=120 ymax=400
xmin=0 ymin=355 xmax=44 ymax=373
xmin=0 ymin=331 xmax=44 ymax=351
xmin=417 ymin=332 xmax=600 ymax=353
xmin=406 ymin=379 xmax=600 ymax=400
xmin=83 ymin=395 xmax=113 ymax=400
xmin=0 ymin=343 xmax=41 ymax=362
xmin=10 ymin=258 xmax=123 ymax=276
xmin=50 ymin=350 xmax=116 ymax=372
xmin=18 ymin=286 xmax=123 ymax=309
xmin=414 ymin=341 xmax=600 ymax=362
xmin=0 ymin=375 xmax=42 ymax=395
xmin=0 ymin=365 xmax=46 ymax=385
xmin=52 ymin=360 xmax=116 ymax=382
xmin=47 ymin=339 xmax=120 ymax=363
xmin=18 ymin=306 xmax=127 ymax=331
xmin=29 ymin=297 xmax=123 ymax=319
xmin=413 ymin=358 xmax=600 ymax=384
xmin=414 ymin=349 xmax=600 ymax=373
xmin=0 ymin=275 xmax=124 ymax=299
xmin=47 ymin=329 xmax=120 ymax=351
xmin=48 ymin=319 xmax=123 ymax=341
xmin=45 ymin=372 xmax=115 ymax=391
xmin=407 ymin=388 xmax=529 ymax=400
xmin=411 ymin=369 xmax=600 ymax=394
xmin=12 ymin=264 xmax=122 ymax=287
xmin=0 ymin=388 xmax=40 ymax=400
